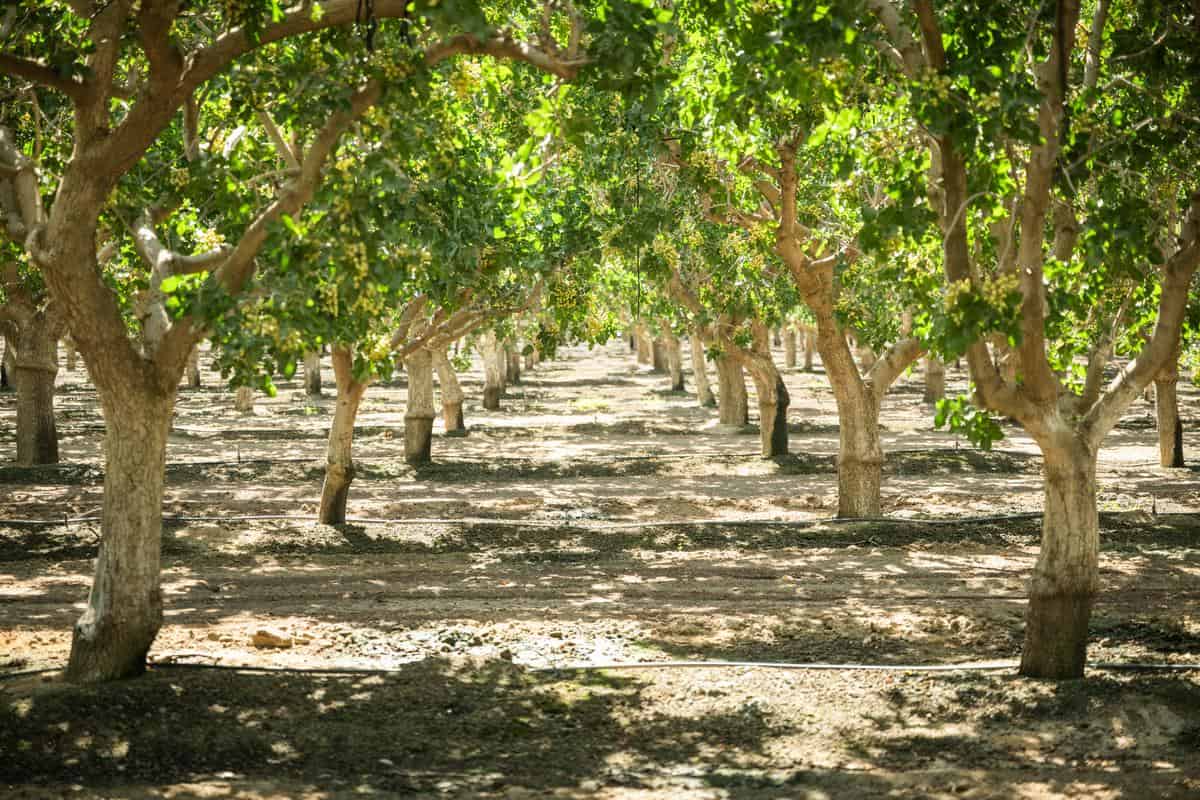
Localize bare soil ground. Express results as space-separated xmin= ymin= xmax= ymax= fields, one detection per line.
xmin=1 ymin=340 xmax=1199 ymax=799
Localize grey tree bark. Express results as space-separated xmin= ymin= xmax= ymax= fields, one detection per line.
xmin=1155 ymin=358 xmax=1184 ymax=468
xmin=803 ymin=326 xmax=815 ymax=371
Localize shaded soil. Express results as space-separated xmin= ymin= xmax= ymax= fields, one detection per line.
xmin=2 ymin=340 xmax=1200 ymax=799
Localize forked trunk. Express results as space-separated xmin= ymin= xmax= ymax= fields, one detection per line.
xmin=1019 ymin=437 xmax=1099 ymax=679
xmin=856 ymin=343 xmax=877 ymax=372
xmin=13 ymin=316 xmax=61 ymax=465
xmin=1155 ymin=375 xmax=1184 ymax=468
xmin=404 ymin=348 xmax=435 ymax=466
xmin=66 ymin=391 xmax=174 ymax=682
xmin=234 ymin=386 xmax=254 ymax=413
xmin=304 ymin=350 xmax=322 ymax=396
xmin=651 ymin=337 xmax=668 ymax=373
xmin=432 ymin=347 xmax=466 ymax=435
xmin=923 ymin=357 xmax=946 ymax=404
xmin=318 ymin=349 xmax=367 ymax=525
xmin=715 ymin=354 xmax=749 ymax=428
xmin=663 ymin=330 xmax=685 ymax=392
xmin=481 ymin=331 xmax=504 ymax=410
xmin=186 ymin=348 xmax=201 ymax=388
xmin=783 ymin=327 xmax=797 ymax=368
xmin=689 ymin=333 xmax=716 ymax=408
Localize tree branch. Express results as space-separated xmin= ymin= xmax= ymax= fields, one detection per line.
xmin=0 ymin=54 xmax=86 ymax=100
xmin=866 ymin=336 xmax=925 ymax=407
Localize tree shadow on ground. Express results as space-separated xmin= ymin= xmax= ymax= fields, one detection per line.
xmin=0 ymin=657 xmax=795 ymax=796
xmin=834 ymin=672 xmax=1200 ymax=797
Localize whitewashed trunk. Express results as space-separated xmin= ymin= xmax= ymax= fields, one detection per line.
xmin=432 ymin=347 xmax=466 ymax=435
xmin=404 ymin=348 xmax=435 ymax=465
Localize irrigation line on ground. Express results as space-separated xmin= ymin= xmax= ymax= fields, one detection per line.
xmin=3 ymin=510 xmax=1195 ymax=529
xmin=6 ymin=657 xmax=1199 ymax=682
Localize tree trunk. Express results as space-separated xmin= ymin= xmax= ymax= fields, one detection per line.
xmin=64 ymin=338 xmax=78 ymax=372
xmin=505 ymin=343 xmax=521 ymax=385
xmin=432 ymin=347 xmax=466 ymax=435
xmin=0 ymin=337 xmax=12 ymax=391
xmin=186 ymin=347 xmax=201 ymax=388
xmin=635 ymin=325 xmax=653 ymax=365
xmin=481 ymin=331 xmax=504 ymax=410
xmin=836 ymin=404 xmax=883 ymax=518
xmin=663 ymin=330 xmax=685 ymax=391
xmin=856 ymin=342 xmax=877 ymax=372
xmin=803 ymin=327 xmax=815 ymax=372
xmin=689 ymin=333 xmax=716 ymax=408
xmin=1019 ymin=437 xmax=1099 ymax=679
xmin=319 ymin=347 xmax=367 ymax=525
xmin=715 ymin=353 xmax=749 ymax=428
xmin=746 ymin=366 xmax=788 ymax=458
xmin=234 ymin=385 xmax=254 ymax=413
xmin=1155 ymin=350 xmax=1184 ymax=467
xmin=304 ymin=350 xmax=322 ymax=396
xmin=66 ymin=391 xmax=174 ymax=682
xmin=523 ymin=350 xmax=535 ymax=371
xmin=772 ymin=328 xmax=782 ymax=347
xmin=923 ymin=357 xmax=946 ymax=404
xmin=13 ymin=315 xmax=61 ymax=466
xmin=404 ymin=348 xmax=435 ymax=466
xmin=651 ymin=337 xmax=668 ymax=373
xmin=783 ymin=327 xmax=797 ymax=368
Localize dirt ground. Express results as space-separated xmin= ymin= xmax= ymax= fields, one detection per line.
xmin=1 ymin=340 xmax=1199 ymax=799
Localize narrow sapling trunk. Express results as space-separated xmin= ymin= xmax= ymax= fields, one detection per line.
xmin=304 ymin=350 xmax=322 ymax=396
xmin=481 ymin=332 xmax=503 ymax=410
xmin=66 ymin=391 xmax=174 ymax=682
xmin=663 ymin=330 xmax=685 ymax=392
xmin=432 ymin=347 xmax=466 ymax=435
xmin=923 ymin=357 xmax=946 ymax=404
xmin=689 ymin=333 xmax=716 ymax=408
xmin=404 ymin=348 xmax=436 ymax=466
xmin=715 ymin=353 xmax=749 ymax=428
xmin=783 ymin=327 xmax=797 ymax=368
xmin=1019 ymin=436 xmax=1100 ymax=679
xmin=319 ymin=348 xmax=367 ymax=525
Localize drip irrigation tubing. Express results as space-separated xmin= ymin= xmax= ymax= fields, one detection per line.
xmin=2 ymin=510 xmax=1194 ymax=529
xmin=5 ymin=657 xmax=1199 ymax=682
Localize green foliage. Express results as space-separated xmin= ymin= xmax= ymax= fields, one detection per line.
xmin=934 ymin=394 xmax=1005 ymax=451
